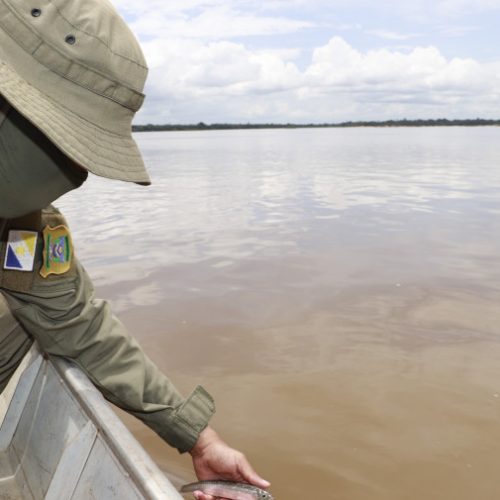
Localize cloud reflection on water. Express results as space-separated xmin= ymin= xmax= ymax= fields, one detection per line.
xmin=57 ymin=127 xmax=500 ymax=500
xmin=58 ymin=127 xmax=500 ymax=292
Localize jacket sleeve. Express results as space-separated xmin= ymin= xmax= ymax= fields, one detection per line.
xmin=3 ymin=257 xmax=215 ymax=453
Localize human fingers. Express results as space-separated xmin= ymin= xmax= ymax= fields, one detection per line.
xmin=193 ymin=491 xmax=217 ymax=500
xmin=236 ymin=454 xmax=271 ymax=489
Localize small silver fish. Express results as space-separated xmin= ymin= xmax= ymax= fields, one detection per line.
xmin=180 ymin=480 xmax=274 ymax=500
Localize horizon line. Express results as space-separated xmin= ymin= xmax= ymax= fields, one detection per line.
xmin=133 ymin=118 xmax=500 ymax=131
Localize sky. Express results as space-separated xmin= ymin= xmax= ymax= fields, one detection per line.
xmin=111 ymin=0 xmax=500 ymax=124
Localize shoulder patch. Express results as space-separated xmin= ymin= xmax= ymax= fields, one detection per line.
xmin=3 ymin=230 xmax=39 ymax=272
xmin=40 ymin=225 xmax=73 ymax=278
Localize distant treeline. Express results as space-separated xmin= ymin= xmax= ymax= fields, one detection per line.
xmin=133 ymin=119 xmax=500 ymax=132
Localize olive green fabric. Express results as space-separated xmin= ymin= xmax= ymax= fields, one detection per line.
xmin=0 ymin=0 xmax=151 ymax=184
xmin=0 ymin=211 xmax=42 ymax=292
xmin=0 ymin=293 xmax=33 ymax=393
xmin=0 ymin=208 xmax=215 ymax=453
xmin=0 ymin=102 xmax=87 ymax=219
xmin=0 ymin=0 xmax=212 ymax=455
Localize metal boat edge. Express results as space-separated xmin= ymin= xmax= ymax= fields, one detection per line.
xmin=0 ymin=345 xmax=183 ymax=499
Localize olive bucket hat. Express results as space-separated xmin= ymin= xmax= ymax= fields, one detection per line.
xmin=0 ymin=0 xmax=150 ymax=185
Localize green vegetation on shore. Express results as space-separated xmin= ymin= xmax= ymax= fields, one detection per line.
xmin=133 ymin=119 xmax=500 ymax=132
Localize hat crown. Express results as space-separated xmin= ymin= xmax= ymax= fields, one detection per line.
xmin=37 ymin=0 xmax=147 ymax=90
xmin=0 ymin=0 xmax=152 ymax=185
xmin=0 ymin=0 xmax=148 ymax=110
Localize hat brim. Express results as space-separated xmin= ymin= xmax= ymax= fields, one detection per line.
xmin=0 ymin=62 xmax=151 ymax=185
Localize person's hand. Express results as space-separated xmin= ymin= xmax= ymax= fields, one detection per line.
xmin=189 ymin=426 xmax=271 ymax=500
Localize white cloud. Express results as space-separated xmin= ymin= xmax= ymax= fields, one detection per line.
xmin=353 ymin=0 xmax=500 ymax=17
xmin=305 ymin=37 xmax=487 ymax=92
xmin=133 ymin=35 xmax=500 ymax=123
xmin=435 ymin=0 xmax=500 ymax=14
xmin=142 ymin=39 xmax=302 ymax=92
xmin=438 ymin=25 xmax=480 ymax=37
xmin=366 ymin=30 xmax=422 ymax=41
xmin=129 ymin=8 xmax=313 ymax=40
xmin=112 ymin=0 xmax=500 ymax=22
xmin=107 ymin=0 xmax=500 ymax=123
xmin=112 ymin=0 xmax=314 ymax=39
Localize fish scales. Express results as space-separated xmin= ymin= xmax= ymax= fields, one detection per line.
xmin=180 ymin=480 xmax=274 ymax=500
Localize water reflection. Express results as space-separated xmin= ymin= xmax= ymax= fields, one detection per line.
xmin=59 ymin=128 xmax=500 ymax=284
xmin=58 ymin=128 xmax=500 ymax=500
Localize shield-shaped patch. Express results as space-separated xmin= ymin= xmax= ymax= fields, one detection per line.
xmin=40 ymin=225 xmax=73 ymax=278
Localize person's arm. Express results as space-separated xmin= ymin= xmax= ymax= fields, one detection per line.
xmin=2 ymin=207 xmax=269 ymax=487
xmin=189 ymin=427 xmax=271 ymax=500
xmin=1 ymin=208 xmax=212 ymax=453
xmin=4 ymin=255 xmax=214 ymax=452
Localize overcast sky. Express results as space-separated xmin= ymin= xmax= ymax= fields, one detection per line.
xmin=111 ymin=0 xmax=500 ymax=124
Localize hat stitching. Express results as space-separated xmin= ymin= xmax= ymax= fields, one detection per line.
xmin=47 ymin=0 xmax=148 ymax=71
xmin=0 ymin=1 xmax=145 ymax=112
xmin=0 ymin=4 xmax=151 ymax=185
xmin=5 ymin=63 xmax=141 ymax=140
xmin=0 ymin=63 xmax=136 ymax=143
xmin=0 ymin=3 xmax=40 ymax=53
xmin=33 ymin=41 xmax=145 ymax=111
xmin=33 ymin=39 xmax=43 ymax=54
xmin=0 ymin=68 xmax=149 ymax=178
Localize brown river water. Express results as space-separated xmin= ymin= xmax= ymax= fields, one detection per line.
xmin=58 ymin=127 xmax=500 ymax=500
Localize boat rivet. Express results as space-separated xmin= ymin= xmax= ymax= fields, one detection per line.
xmin=31 ymin=8 xmax=42 ymax=17
xmin=65 ymin=34 xmax=76 ymax=45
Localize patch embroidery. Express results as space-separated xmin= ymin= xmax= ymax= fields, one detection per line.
xmin=3 ymin=230 xmax=38 ymax=272
xmin=40 ymin=225 xmax=73 ymax=278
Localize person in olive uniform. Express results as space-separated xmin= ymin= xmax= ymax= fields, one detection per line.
xmin=0 ymin=1 xmax=269 ymax=499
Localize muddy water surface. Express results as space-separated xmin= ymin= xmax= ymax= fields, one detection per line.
xmin=59 ymin=128 xmax=500 ymax=500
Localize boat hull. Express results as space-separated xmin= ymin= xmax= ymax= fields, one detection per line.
xmin=0 ymin=346 xmax=183 ymax=499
